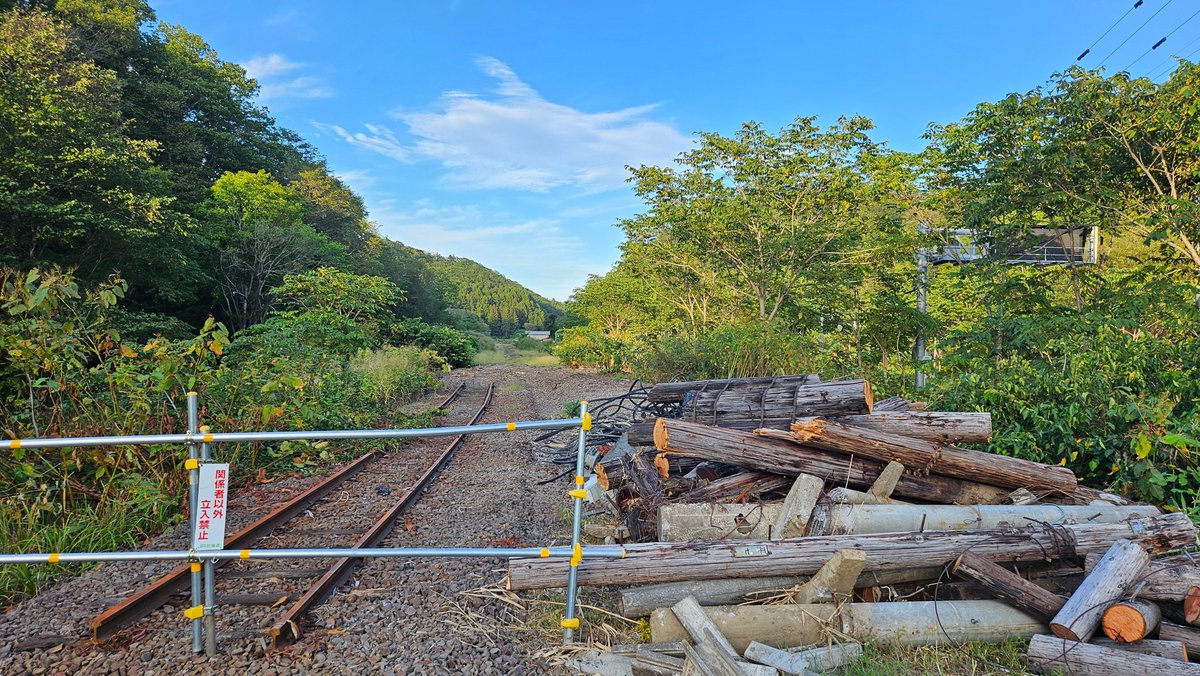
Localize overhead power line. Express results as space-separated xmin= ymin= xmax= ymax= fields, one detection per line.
xmin=1098 ymin=0 xmax=1175 ymax=66
xmin=1077 ymin=0 xmax=1144 ymax=61
xmin=1123 ymin=6 xmax=1200 ymax=71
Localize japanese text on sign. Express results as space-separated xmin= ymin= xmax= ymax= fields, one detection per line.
xmin=193 ymin=463 xmax=229 ymax=551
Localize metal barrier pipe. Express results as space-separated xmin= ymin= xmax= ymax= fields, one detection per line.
xmin=199 ymin=433 xmax=216 ymax=656
xmin=0 ymin=546 xmax=625 ymax=565
xmin=562 ymin=400 xmax=589 ymax=642
xmin=5 ymin=418 xmax=586 ymax=450
xmin=185 ymin=394 xmax=202 ymax=653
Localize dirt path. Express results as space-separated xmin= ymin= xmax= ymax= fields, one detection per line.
xmin=0 ymin=363 xmax=629 ymax=675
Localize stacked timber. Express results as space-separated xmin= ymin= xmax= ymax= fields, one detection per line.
xmin=527 ymin=374 xmax=1200 ymax=676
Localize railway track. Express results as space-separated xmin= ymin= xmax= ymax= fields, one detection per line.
xmin=90 ymin=381 xmax=493 ymax=652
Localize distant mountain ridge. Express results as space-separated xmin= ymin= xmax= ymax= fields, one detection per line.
xmin=408 ymin=247 xmax=565 ymax=337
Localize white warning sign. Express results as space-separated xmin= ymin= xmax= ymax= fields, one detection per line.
xmin=193 ymin=463 xmax=229 ymax=551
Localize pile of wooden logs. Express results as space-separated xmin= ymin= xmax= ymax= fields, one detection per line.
xmin=513 ymin=375 xmax=1200 ymax=675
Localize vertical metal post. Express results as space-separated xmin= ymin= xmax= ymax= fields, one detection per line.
xmin=185 ymin=393 xmax=202 ymax=653
xmin=200 ymin=428 xmax=217 ymax=656
xmin=562 ymin=401 xmax=589 ymax=643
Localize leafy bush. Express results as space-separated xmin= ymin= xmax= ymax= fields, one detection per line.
xmin=0 ymin=268 xmax=407 ymax=601
xmin=513 ymin=333 xmax=552 ymax=353
xmin=351 ymin=346 xmax=443 ymax=409
xmin=391 ymin=318 xmax=477 ymax=368
xmin=553 ymin=326 xmax=631 ymax=371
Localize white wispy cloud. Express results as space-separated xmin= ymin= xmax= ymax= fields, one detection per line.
xmin=319 ymin=56 xmax=689 ymax=193
xmin=313 ymin=122 xmax=411 ymax=161
xmin=368 ymin=199 xmax=611 ymax=300
xmin=243 ymin=53 xmax=332 ymax=102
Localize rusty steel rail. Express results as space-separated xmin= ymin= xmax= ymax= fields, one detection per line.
xmin=90 ymin=450 xmax=381 ymax=641
xmin=435 ymin=382 xmax=465 ymax=411
xmin=268 ymin=382 xmax=496 ymax=648
xmin=89 ymin=386 xmax=470 ymax=641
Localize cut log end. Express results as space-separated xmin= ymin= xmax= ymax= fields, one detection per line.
xmin=653 ymin=453 xmax=670 ymax=479
xmin=863 ymin=379 xmax=874 ymax=413
xmin=595 ymin=462 xmax=611 ymax=491
xmin=1102 ymin=602 xmax=1158 ymax=642
xmin=1185 ymin=586 xmax=1200 ymax=625
xmin=653 ymin=417 xmax=668 ymax=450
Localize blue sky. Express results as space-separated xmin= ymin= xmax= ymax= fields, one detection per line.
xmin=151 ymin=1 xmax=1200 ymax=300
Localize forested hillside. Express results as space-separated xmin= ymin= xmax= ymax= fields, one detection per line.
xmin=0 ymin=1 xmax=553 ymax=599
xmin=558 ymin=70 xmax=1200 ymax=514
xmin=422 ymin=254 xmax=565 ymax=337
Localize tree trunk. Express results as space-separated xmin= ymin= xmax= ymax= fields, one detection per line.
xmin=790 ymin=418 xmax=1078 ymax=493
xmin=651 ymin=601 xmax=1045 ymax=653
xmin=1158 ymin=621 xmax=1200 ymax=656
xmin=1186 ymin=586 xmax=1200 ymax=625
xmin=647 ymin=375 xmax=820 ymax=403
xmin=1102 ymin=599 xmax=1163 ymax=642
xmin=682 ymin=379 xmax=873 ymax=430
xmin=682 ymin=471 xmax=792 ymax=503
xmin=657 ymin=420 xmax=1009 ymax=505
xmin=951 ymin=551 xmax=1068 ymax=621
xmin=793 ymin=411 xmax=992 ymax=444
xmin=1090 ymin=637 xmax=1188 ymax=661
xmin=873 ymin=396 xmax=922 ymax=412
xmin=506 ymin=513 xmax=1195 ymax=591
xmin=1027 ymin=634 xmax=1200 ymax=675
xmin=1084 ymin=553 xmax=1200 ymax=603
xmin=1050 ymin=539 xmax=1152 ymax=642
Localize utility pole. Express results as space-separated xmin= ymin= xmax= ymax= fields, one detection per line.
xmin=914 ymin=244 xmax=929 ymax=389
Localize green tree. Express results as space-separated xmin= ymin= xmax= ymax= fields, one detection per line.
xmin=0 ymin=9 xmax=176 ymax=272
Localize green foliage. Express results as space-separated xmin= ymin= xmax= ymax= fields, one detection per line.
xmin=424 ymin=254 xmax=563 ymax=336
xmin=444 ymin=308 xmax=491 ymax=334
xmin=391 ymin=319 xmax=477 ymax=368
xmin=0 ymin=9 xmax=177 ymax=288
xmin=0 ymin=268 xmax=402 ymax=601
xmin=350 ymin=346 xmax=443 ymax=409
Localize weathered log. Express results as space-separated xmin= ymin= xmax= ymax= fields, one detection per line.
xmin=659 ymin=503 xmax=1158 ymax=542
xmin=1090 ymin=637 xmax=1188 ymax=660
xmin=652 ymin=601 xmax=1046 ymax=652
xmin=743 ymin=641 xmax=862 ymax=674
xmin=806 ymin=503 xmax=1160 ymax=538
xmin=794 ymin=412 xmax=993 ymax=444
xmin=1102 ymin=599 xmax=1163 ymax=642
xmin=1159 ymin=621 xmax=1200 ymax=655
xmin=790 ymin=418 xmax=1078 ymax=493
xmin=1051 ymin=539 xmax=1152 ymax=642
xmin=597 ymin=448 xmax=685 ymax=492
xmin=872 ymin=396 xmax=916 ymax=412
xmin=1187 ymin=586 xmax=1200 ymax=625
xmin=647 ymin=375 xmax=821 ymax=404
xmin=507 ymin=512 xmax=1195 ymax=591
xmin=1085 ymin=553 xmax=1200 ymax=603
xmin=683 ymin=471 xmax=792 ymax=503
xmin=1027 ymin=634 xmax=1200 ymax=675
xmin=682 ymin=379 xmax=873 ymax=430
xmin=627 ymin=421 xmax=658 ymax=447
xmin=772 ymin=473 xmax=823 ymax=539
xmin=951 ymin=551 xmax=1067 ymax=621
xmin=659 ymin=420 xmax=1009 ymax=505
xmin=618 ymin=568 xmax=947 ymax=618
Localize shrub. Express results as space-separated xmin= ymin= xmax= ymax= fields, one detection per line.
xmin=351 ymin=346 xmax=444 ymax=409
xmin=513 ymin=333 xmax=552 ymax=353
xmin=391 ymin=319 xmax=477 ymax=368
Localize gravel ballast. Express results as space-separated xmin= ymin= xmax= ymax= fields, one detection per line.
xmin=0 ymin=363 xmax=629 ymax=674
